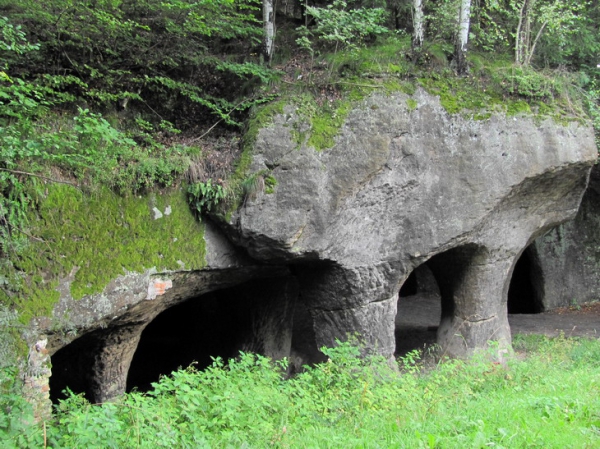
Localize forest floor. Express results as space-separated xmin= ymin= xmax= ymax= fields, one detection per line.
xmin=395 ymin=295 xmax=600 ymax=356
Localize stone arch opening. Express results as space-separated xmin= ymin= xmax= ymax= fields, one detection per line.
xmin=395 ymin=264 xmax=441 ymax=356
xmin=49 ymin=330 xmax=100 ymax=404
xmin=49 ymin=276 xmax=296 ymax=404
xmin=49 ymin=323 xmax=150 ymax=405
xmin=399 ymin=270 xmax=419 ymax=296
xmin=507 ymin=246 xmax=544 ymax=314
xmin=127 ymin=277 xmax=296 ymax=393
xmin=396 ymin=244 xmax=497 ymax=357
xmin=127 ymin=294 xmax=241 ymax=393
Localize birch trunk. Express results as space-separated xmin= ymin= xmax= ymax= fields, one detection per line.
xmin=455 ymin=0 xmax=472 ymax=75
xmin=412 ymin=0 xmax=424 ymax=52
xmin=263 ymin=0 xmax=275 ymax=64
xmin=515 ymin=0 xmax=536 ymax=65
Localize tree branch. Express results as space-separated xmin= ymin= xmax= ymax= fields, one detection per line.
xmin=0 ymin=168 xmax=79 ymax=187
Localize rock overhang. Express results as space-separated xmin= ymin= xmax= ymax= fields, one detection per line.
xmin=232 ymin=89 xmax=596 ymax=265
xmin=227 ymin=88 xmax=597 ymax=357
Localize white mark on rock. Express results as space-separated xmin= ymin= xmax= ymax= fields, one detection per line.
xmin=164 ymin=205 xmax=172 ymax=216
xmin=152 ymin=207 xmax=163 ymax=220
xmin=34 ymin=339 xmax=47 ymax=353
xmin=146 ymin=278 xmax=173 ymax=300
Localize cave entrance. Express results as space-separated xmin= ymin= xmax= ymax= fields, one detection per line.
xmin=49 ymin=276 xmax=296 ymax=404
xmin=396 ymin=244 xmax=493 ymax=356
xmin=395 ymin=264 xmax=441 ymax=356
xmin=507 ymin=246 xmax=544 ymax=314
xmin=126 ymin=290 xmax=247 ymax=393
xmin=127 ymin=277 xmax=295 ymax=393
xmin=49 ymin=330 xmax=101 ymax=404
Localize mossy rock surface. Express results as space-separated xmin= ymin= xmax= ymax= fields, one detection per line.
xmin=2 ymin=185 xmax=206 ymax=323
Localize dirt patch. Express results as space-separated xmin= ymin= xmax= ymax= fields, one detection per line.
xmin=549 ymin=301 xmax=600 ymax=316
xmin=395 ymin=295 xmax=600 ymax=356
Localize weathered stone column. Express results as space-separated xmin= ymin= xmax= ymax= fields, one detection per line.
xmin=428 ymin=245 xmax=513 ymax=358
xmin=298 ymin=263 xmax=402 ymax=359
xmin=87 ymin=323 xmax=148 ymax=403
xmin=22 ymin=338 xmax=52 ymax=421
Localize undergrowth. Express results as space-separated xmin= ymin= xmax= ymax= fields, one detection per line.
xmin=2 ymin=336 xmax=599 ymax=448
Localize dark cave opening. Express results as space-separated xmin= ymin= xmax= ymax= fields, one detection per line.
xmin=399 ymin=270 xmax=418 ymax=297
xmin=395 ymin=264 xmax=441 ymax=356
xmin=126 ymin=285 xmax=259 ymax=393
xmin=49 ymin=331 xmax=98 ymax=404
xmin=507 ymin=248 xmax=544 ymax=314
xmin=49 ymin=276 xmax=297 ymax=404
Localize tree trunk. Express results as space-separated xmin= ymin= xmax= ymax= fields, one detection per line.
xmin=263 ymin=0 xmax=275 ymax=64
xmin=455 ymin=0 xmax=472 ymax=75
xmin=515 ymin=0 xmax=536 ymax=65
xmin=412 ymin=0 xmax=424 ymax=52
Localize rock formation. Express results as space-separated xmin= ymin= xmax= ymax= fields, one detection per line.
xmin=228 ymin=88 xmax=596 ymax=359
xmin=3 ymin=89 xmax=597 ymax=412
xmin=531 ymin=164 xmax=600 ymax=310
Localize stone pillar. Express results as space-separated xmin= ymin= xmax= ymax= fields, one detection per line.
xmin=22 ymin=338 xmax=52 ymax=421
xmin=239 ymin=276 xmax=298 ymax=361
xmin=428 ymin=245 xmax=512 ymax=358
xmin=298 ymin=263 xmax=402 ymax=359
xmin=86 ymin=324 xmax=148 ymax=403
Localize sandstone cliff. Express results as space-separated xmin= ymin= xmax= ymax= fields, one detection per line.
xmin=2 ymin=89 xmax=597 ymax=412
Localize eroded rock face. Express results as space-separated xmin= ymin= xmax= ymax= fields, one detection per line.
xmin=39 ymin=220 xmax=295 ymax=406
xmin=227 ymin=88 xmax=597 ymax=358
xmin=532 ymin=164 xmax=600 ymax=309
xmin=15 ymin=89 xmax=597 ymax=413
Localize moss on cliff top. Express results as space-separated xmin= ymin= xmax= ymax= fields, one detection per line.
xmin=243 ymin=38 xmax=590 ymax=158
xmin=1 ymin=185 xmax=206 ymax=323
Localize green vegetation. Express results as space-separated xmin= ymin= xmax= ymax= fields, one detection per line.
xmin=0 ymin=0 xmax=273 ymax=127
xmin=1 ymin=185 xmax=206 ymax=323
xmin=296 ymin=0 xmax=389 ymax=57
xmin=2 ymin=336 xmax=600 ymax=447
xmin=0 ymin=305 xmax=24 ymax=368
xmin=306 ymin=98 xmax=354 ymax=151
xmin=187 ymin=179 xmax=226 ymax=216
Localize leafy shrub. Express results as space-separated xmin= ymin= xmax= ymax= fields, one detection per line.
xmin=296 ymin=0 xmax=389 ymax=55
xmin=0 ymin=367 xmax=40 ymax=448
xmin=1 ymin=0 xmax=274 ymax=128
xmin=496 ymin=66 xmax=557 ymax=99
xmin=2 ymin=337 xmax=600 ymax=447
xmin=187 ymin=179 xmax=227 ymax=215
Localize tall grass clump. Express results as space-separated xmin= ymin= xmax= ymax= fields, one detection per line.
xmin=2 ymin=336 xmax=599 ymax=448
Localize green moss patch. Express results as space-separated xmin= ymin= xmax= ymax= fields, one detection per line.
xmin=3 ymin=185 xmax=206 ymax=323
xmin=307 ymin=101 xmax=353 ymax=151
xmin=418 ymin=74 xmax=503 ymax=116
xmin=220 ymin=100 xmax=286 ymax=220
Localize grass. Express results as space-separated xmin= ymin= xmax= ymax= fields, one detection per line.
xmin=2 ymin=335 xmax=599 ymax=448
